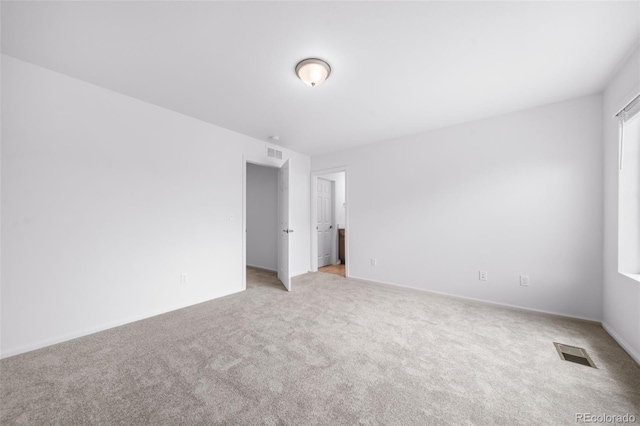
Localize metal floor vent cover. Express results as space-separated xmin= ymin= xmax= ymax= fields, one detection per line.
xmin=554 ymin=342 xmax=597 ymax=368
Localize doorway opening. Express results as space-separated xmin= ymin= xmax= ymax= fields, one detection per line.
xmin=311 ymin=168 xmax=348 ymax=278
xmin=243 ymin=156 xmax=292 ymax=292
xmin=246 ymin=162 xmax=279 ymax=283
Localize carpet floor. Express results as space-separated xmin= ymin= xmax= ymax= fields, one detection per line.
xmin=1 ymin=268 xmax=638 ymax=425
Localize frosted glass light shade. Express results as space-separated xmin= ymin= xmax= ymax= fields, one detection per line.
xmin=295 ymin=58 xmax=331 ymax=87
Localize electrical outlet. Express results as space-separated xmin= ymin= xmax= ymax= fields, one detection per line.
xmin=479 ymin=271 xmax=488 ymax=281
xmin=229 ymin=213 xmax=235 ymax=221
xmin=520 ymin=275 xmax=530 ymax=287
xmin=180 ymin=273 xmax=188 ymax=284
xmin=371 ymin=258 xmax=377 ymax=266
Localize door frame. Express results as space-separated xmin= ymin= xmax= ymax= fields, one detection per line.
xmin=310 ymin=166 xmax=349 ymax=276
xmin=242 ymin=155 xmax=287 ymax=291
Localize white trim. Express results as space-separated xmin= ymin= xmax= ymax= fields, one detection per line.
xmin=611 ymin=86 xmax=640 ymax=118
xmin=619 ymin=117 xmax=625 ymax=170
xmin=602 ymin=322 xmax=640 ymax=365
xmin=615 ymin=93 xmax=640 ymax=119
xmin=0 ymin=288 xmax=244 ymax=359
xmin=246 ymin=264 xmax=277 ymax=272
xmin=348 ymin=274 xmax=602 ymax=324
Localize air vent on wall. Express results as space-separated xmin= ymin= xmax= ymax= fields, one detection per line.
xmin=266 ymin=146 xmax=283 ymax=160
xmin=553 ymin=342 xmax=597 ymax=368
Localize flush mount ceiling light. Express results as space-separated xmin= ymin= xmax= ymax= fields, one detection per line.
xmin=295 ymin=58 xmax=331 ymax=87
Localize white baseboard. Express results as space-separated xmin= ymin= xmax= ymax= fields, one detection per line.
xmin=602 ymin=322 xmax=640 ymax=365
xmin=348 ymin=274 xmax=601 ymax=324
xmin=0 ymin=287 xmax=244 ymax=360
xmin=246 ymin=264 xmax=277 ymax=272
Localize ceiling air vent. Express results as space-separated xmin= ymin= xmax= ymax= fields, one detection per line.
xmin=553 ymin=342 xmax=597 ymax=368
xmin=266 ymin=146 xmax=283 ymax=160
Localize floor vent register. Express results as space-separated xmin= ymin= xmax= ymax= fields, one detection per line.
xmin=553 ymin=342 xmax=597 ymax=368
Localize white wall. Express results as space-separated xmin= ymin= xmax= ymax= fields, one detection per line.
xmin=1 ymin=55 xmax=310 ymax=358
xmin=246 ymin=163 xmax=278 ymax=270
xmin=313 ymin=94 xmax=603 ymax=321
xmin=602 ymin=46 xmax=640 ymax=363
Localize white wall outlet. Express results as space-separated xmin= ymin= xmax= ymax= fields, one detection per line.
xmin=229 ymin=213 xmax=235 ymax=221
xmin=520 ymin=275 xmax=530 ymax=287
xmin=371 ymin=258 xmax=377 ymax=266
xmin=479 ymin=271 xmax=488 ymax=281
xmin=180 ymin=273 xmax=188 ymax=284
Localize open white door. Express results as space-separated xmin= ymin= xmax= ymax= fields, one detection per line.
xmin=317 ymin=178 xmax=333 ymax=267
xmin=277 ymin=159 xmax=292 ymax=291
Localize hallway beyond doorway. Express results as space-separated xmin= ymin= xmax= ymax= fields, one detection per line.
xmin=319 ymin=263 xmax=345 ymax=277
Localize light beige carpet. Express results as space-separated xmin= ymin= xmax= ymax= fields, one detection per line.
xmin=1 ymin=267 xmax=638 ymax=425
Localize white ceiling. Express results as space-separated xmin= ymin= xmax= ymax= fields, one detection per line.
xmin=2 ymin=1 xmax=639 ymax=156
